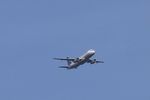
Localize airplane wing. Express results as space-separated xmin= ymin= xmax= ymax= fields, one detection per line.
xmin=58 ymin=66 xmax=69 ymax=68
xmin=53 ymin=58 xmax=75 ymax=61
xmin=95 ymin=61 xmax=104 ymax=63
xmin=87 ymin=59 xmax=104 ymax=64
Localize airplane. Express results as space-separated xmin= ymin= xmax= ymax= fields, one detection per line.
xmin=53 ymin=49 xmax=104 ymax=69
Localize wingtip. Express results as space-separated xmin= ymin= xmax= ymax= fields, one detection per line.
xmin=100 ymin=61 xmax=104 ymax=63
xmin=97 ymin=61 xmax=104 ymax=63
xmin=53 ymin=58 xmax=59 ymax=60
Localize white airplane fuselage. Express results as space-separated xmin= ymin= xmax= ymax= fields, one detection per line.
xmin=67 ymin=49 xmax=95 ymax=69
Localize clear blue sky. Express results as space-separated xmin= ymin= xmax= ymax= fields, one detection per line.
xmin=0 ymin=0 xmax=150 ymax=100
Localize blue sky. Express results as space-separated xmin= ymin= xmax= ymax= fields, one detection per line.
xmin=0 ymin=0 xmax=150 ymax=100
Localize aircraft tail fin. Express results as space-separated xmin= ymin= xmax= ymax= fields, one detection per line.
xmin=66 ymin=57 xmax=72 ymax=66
xmin=67 ymin=60 xmax=72 ymax=66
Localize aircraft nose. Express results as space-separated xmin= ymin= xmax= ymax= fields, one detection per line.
xmin=88 ymin=49 xmax=95 ymax=54
xmin=91 ymin=50 xmax=95 ymax=54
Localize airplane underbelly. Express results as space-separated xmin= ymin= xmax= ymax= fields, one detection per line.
xmin=69 ymin=57 xmax=91 ymax=69
xmin=78 ymin=58 xmax=88 ymax=65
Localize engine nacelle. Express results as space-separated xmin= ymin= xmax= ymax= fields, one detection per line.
xmin=90 ymin=59 xmax=97 ymax=64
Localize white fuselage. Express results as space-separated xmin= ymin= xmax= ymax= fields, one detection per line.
xmin=68 ymin=49 xmax=95 ymax=69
